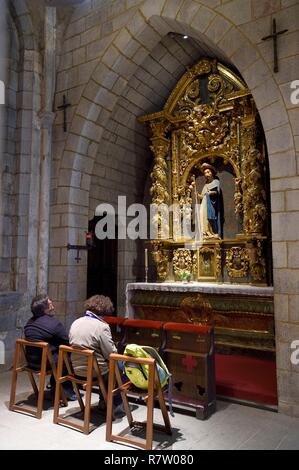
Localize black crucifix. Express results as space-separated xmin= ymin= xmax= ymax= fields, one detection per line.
xmin=262 ymin=18 xmax=288 ymax=73
xmin=57 ymin=94 xmax=71 ymax=132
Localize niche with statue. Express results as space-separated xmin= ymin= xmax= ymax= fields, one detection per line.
xmin=139 ymin=58 xmax=272 ymax=286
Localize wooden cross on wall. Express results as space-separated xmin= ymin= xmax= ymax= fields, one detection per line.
xmin=262 ymin=18 xmax=288 ymax=73
xmin=57 ymin=94 xmax=71 ymax=132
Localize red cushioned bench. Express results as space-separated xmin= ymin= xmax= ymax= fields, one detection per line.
xmin=120 ymin=319 xmax=165 ymax=353
xmin=104 ymin=316 xmax=125 ymax=347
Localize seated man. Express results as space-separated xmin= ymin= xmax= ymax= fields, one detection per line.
xmin=24 ymin=294 xmax=76 ymax=400
xmin=69 ymin=295 xmax=124 ymax=415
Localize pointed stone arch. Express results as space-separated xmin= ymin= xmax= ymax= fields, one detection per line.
xmin=50 ymin=1 xmax=299 ymax=417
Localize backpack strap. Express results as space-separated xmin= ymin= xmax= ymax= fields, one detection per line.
xmin=167 ymin=373 xmax=174 ymax=417
xmin=142 ymin=345 xmax=174 ymax=417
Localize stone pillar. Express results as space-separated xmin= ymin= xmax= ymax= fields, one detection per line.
xmin=0 ymin=2 xmax=9 ymax=287
xmin=37 ymin=7 xmax=56 ymax=294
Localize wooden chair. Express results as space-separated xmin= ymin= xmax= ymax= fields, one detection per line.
xmin=53 ymin=345 xmax=107 ymax=434
xmin=106 ymin=352 xmax=172 ymax=450
xmin=9 ymin=338 xmax=67 ymax=419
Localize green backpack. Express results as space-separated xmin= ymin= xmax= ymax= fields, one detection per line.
xmin=123 ymin=344 xmax=174 ymax=416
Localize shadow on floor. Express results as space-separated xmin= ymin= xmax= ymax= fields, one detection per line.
xmin=5 ymin=391 xmax=57 ymax=412
xmin=111 ymin=423 xmax=185 ymax=450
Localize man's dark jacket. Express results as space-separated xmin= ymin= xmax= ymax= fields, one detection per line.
xmin=24 ymin=314 xmax=69 ymax=367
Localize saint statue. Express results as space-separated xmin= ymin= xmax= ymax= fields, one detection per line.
xmin=192 ymin=162 xmax=224 ymax=240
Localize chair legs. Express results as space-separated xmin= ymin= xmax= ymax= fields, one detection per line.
xmin=9 ymin=342 xmax=21 ymax=413
xmin=106 ymin=353 xmax=172 ymax=450
xmin=9 ymin=339 xmax=67 ymax=419
xmin=53 ymin=346 xmax=106 ymax=434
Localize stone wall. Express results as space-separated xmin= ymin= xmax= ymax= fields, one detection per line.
xmin=1 ymin=0 xmax=298 ymax=416
xmin=49 ymin=0 xmax=299 ymax=416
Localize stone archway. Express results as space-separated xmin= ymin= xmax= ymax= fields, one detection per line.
xmin=50 ymin=0 xmax=298 ymax=415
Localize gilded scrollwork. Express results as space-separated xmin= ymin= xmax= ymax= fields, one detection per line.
xmin=208 ymin=73 xmax=233 ymax=109
xmin=181 ymin=294 xmax=214 ymax=326
xmin=234 ymin=177 xmax=243 ymax=216
xmin=226 ymin=247 xmax=249 ymax=278
xmin=149 ymin=120 xmax=170 ymax=140
xmin=173 ymin=248 xmax=192 ymax=278
xmin=247 ymin=240 xmax=266 ymax=281
xmin=182 ymin=104 xmax=230 ymax=153
xmin=215 ymin=245 xmax=222 ymax=278
xmin=175 ymin=79 xmax=201 ymax=117
xmin=242 ymin=148 xmax=267 ymax=235
xmin=149 ymin=121 xmax=170 ymax=239
xmin=151 ymin=241 xmax=169 ymax=281
xmin=192 ymin=251 xmax=198 ymax=276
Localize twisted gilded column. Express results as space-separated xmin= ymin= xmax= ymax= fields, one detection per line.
xmin=149 ymin=120 xmax=170 ymax=239
xmin=241 ymin=115 xmax=267 ymax=281
xmin=241 ymin=116 xmax=267 ymax=237
xmin=148 ymin=120 xmax=170 ymax=281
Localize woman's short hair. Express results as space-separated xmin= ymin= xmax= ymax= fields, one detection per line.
xmin=31 ymin=294 xmax=49 ymax=317
xmin=84 ymin=295 xmax=114 ymax=316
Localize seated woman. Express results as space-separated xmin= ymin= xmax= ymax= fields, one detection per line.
xmin=69 ymin=295 xmax=125 ymax=415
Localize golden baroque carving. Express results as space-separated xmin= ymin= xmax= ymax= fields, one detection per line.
xmin=151 ymin=242 xmax=168 ymax=281
xmin=192 ymin=250 xmax=198 ymax=276
xmin=149 ymin=120 xmax=170 ymax=140
xmin=247 ymin=240 xmax=266 ymax=281
xmin=242 ymin=148 xmax=267 ymax=235
xmin=193 ymin=59 xmax=213 ymax=76
xmin=149 ymin=121 xmax=169 ymax=206
xmin=215 ymin=245 xmax=222 ymax=278
xmin=181 ymin=293 xmax=214 ymax=326
xmin=175 ymin=79 xmax=201 ymax=117
xmin=173 ymin=248 xmax=192 ymax=279
xmin=226 ymin=247 xmax=249 ymax=278
xmin=182 ymin=104 xmax=230 ymax=153
xmin=234 ymin=177 xmax=243 ymax=216
xmin=150 ymin=131 xmax=170 ymax=238
xmin=208 ymin=73 xmax=233 ymax=109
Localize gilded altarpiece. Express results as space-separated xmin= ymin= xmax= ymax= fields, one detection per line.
xmin=136 ymin=59 xmax=274 ymax=353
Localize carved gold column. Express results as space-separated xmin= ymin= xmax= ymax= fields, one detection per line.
xmin=149 ymin=120 xmax=170 ymax=239
xmin=149 ymin=121 xmax=170 ymax=281
xmin=241 ymin=113 xmax=266 ymax=237
xmin=241 ymin=110 xmax=267 ymax=283
xmin=151 ymin=241 xmax=168 ymax=281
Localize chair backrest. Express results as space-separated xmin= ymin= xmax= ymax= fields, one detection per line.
xmin=59 ymin=344 xmax=102 ymax=380
xmin=16 ymin=338 xmax=50 ymax=369
xmin=110 ymin=352 xmax=157 ymax=390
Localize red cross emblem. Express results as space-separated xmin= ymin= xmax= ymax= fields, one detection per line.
xmin=182 ymin=354 xmax=198 ymax=373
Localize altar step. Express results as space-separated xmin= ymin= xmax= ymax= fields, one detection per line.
xmin=215 ymin=353 xmax=278 ymax=407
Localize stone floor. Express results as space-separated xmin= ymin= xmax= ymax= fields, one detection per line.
xmin=1 ymin=370 xmax=299 ymax=450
